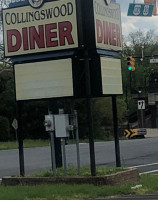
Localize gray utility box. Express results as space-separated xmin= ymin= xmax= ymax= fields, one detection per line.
xmin=54 ymin=114 xmax=70 ymax=138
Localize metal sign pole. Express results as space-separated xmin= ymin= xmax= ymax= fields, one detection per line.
xmin=50 ymin=131 xmax=56 ymax=175
xmin=74 ymin=110 xmax=80 ymax=176
xmin=17 ymin=101 xmax=25 ymax=176
xmin=112 ymin=96 xmax=121 ymax=167
xmin=61 ymin=138 xmax=67 ymax=175
xmin=84 ymin=50 xmax=96 ymax=176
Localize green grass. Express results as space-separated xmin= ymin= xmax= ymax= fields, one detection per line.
xmin=0 ymin=139 xmax=50 ymax=150
xmin=0 ymin=138 xmax=127 ymax=150
xmin=1 ymin=174 xmax=158 ymax=200
xmin=0 ymin=139 xmax=107 ymax=150
xmin=29 ymin=166 xmax=125 ymax=177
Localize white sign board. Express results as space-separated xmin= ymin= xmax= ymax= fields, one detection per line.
xmin=138 ymin=100 xmax=145 ymax=110
xmin=150 ymin=59 xmax=158 ymax=63
xmin=101 ymin=57 xmax=123 ymax=94
xmin=14 ymin=58 xmax=73 ymax=100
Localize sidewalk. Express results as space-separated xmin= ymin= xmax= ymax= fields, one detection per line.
xmin=93 ymin=194 xmax=158 ymax=199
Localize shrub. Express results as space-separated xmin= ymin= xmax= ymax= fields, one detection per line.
xmin=0 ymin=115 xmax=10 ymax=141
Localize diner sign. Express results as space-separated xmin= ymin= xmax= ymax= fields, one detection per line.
xmin=2 ymin=0 xmax=78 ymax=57
xmin=93 ymin=0 xmax=122 ymax=51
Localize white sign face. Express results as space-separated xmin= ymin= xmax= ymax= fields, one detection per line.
xmin=12 ymin=118 xmax=18 ymax=130
xmin=93 ymin=0 xmax=122 ymax=51
xmin=150 ymin=59 xmax=158 ymax=63
xmin=100 ymin=57 xmax=123 ymax=94
xmin=3 ymin=0 xmax=78 ymax=57
xmin=14 ymin=59 xmax=73 ymax=100
xmin=138 ymin=100 xmax=145 ymax=110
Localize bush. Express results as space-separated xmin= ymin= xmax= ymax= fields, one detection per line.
xmin=0 ymin=115 xmax=10 ymax=141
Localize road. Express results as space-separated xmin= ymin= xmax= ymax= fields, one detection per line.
xmin=0 ymin=137 xmax=158 ymax=178
xmin=96 ymin=195 xmax=158 ymax=199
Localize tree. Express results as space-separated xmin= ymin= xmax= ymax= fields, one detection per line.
xmin=122 ymin=29 xmax=158 ymax=93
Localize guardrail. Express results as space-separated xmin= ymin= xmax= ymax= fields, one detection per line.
xmin=146 ymin=129 xmax=158 ymax=137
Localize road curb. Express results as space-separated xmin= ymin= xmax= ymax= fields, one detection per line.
xmin=2 ymin=168 xmax=139 ymax=186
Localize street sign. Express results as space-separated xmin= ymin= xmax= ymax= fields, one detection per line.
xmin=128 ymin=3 xmax=154 ymax=16
xmin=150 ymin=58 xmax=158 ymax=63
xmin=138 ymin=100 xmax=145 ymax=110
xmin=12 ymin=118 xmax=18 ymax=130
xmin=144 ymin=0 xmax=157 ymax=15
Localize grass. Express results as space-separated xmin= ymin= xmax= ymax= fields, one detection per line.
xmin=1 ymin=174 xmax=158 ymax=200
xmin=0 ymin=139 xmax=50 ymax=150
xmin=28 ymin=166 xmax=125 ymax=177
xmin=0 ymin=138 xmax=118 ymax=150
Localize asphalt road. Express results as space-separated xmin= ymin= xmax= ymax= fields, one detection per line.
xmin=0 ymin=137 xmax=158 ymax=178
xmin=95 ymin=195 xmax=158 ymax=199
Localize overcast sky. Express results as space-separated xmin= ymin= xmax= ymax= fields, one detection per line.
xmin=117 ymin=0 xmax=158 ymax=36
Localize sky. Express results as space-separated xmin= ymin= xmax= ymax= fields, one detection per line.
xmin=116 ymin=0 xmax=158 ymax=36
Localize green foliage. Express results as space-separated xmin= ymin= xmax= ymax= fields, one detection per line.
xmin=123 ymin=29 xmax=158 ymax=93
xmin=0 ymin=139 xmax=51 ymax=150
xmin=0 ymin=115 xmax=10 ymax=141
xmin=20 ymin=101 xmax=48 ymax=139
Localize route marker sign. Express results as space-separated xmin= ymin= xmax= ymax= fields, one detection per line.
xmin=127 ymin=3 xmax=154 ymax=16
xmin=138 ymin=100 xmax=145 ymax=110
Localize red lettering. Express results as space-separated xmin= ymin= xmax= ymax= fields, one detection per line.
xmin=116 ymin=24 xmax=121 ymax=47
xmin=7 ymin=29 xmax=21 ymax=52
xmin=111 ymin=23 xmax=116 ymax=46
xmin=103 ymin=21 xmax=111 ymax=45
xmin=45 ymin=23 xmax=58 ymax=47
xmin=6 ymin=21 xmax=77 ymax=54
xmin=59 ymin=21 xmax=74 ymax=46
xmin=96 ymin=19 xmax=121 ymax=47
xmin=96 ymin=19 xmax=103 ymax=43
xmin=22 ymin=28 xmax=29 ymax=50
xmin=29 ymin=25 xmax=45 ymax=50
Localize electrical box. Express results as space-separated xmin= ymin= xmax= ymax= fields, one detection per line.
xmin=44 ymin=114 xmax=54 ymax=132
xmin=54 ymin=114 xmax=70 ymax=138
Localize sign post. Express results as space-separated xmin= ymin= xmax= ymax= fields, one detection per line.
xmin=17 ymin=102 xmax=25 ymax=177
xmin=112 ymin=96 xmax=121 ymax=167
xmin=85 ymin=50 xmax=96 ymax=176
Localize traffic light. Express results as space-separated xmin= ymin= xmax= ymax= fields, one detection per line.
xmin=127 ymin=56 xmax=135 ymax=71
